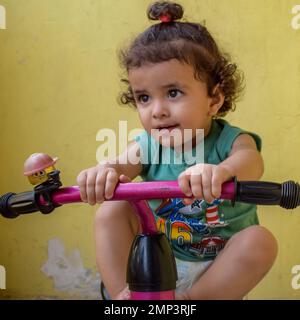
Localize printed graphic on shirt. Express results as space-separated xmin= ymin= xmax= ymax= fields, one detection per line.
xmin=155 ymin=198 xmax=228 ymax=259
xmin=189 ymin=236 xmax=227 ymax=258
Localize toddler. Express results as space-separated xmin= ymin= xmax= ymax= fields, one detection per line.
xmin=77 ymin=1 xmax=277 ymax=300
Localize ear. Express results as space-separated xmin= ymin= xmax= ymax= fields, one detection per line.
xmin=208 ymin=84 xmax=225 ymax=116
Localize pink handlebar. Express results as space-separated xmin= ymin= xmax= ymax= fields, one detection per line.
xmin=45 ymin=180 xmax=236 ymax=206
xmin=2 ymin=179 xmax=299 ymax=221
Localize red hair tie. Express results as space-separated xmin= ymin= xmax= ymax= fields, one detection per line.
xmin=159 ymin=14 xmax=171 ymax=23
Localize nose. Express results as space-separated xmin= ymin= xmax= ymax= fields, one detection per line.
xmin=152 ymin=100 xmax=170 ymax=119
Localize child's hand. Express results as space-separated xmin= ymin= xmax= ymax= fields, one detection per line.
xmin=77 ymin=165 xmax=131 ymax=205
xmin=178 ymin=164 xmax=233 ymax=204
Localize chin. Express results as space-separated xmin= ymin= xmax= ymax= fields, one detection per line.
xmin=156 ymin=136 xmax=184 ymax=149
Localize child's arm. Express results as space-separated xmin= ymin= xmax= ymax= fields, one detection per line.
xmin=219 ymin=133 xmax=264 ymax=181
xmin=77 ymin=141 xmax=142 ymax=205
xmin=178 ymin=134 xmax=264 ymax=203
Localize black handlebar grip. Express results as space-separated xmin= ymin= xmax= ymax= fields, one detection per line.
xmin=0 ymin=191 xmax=40 ymax=219
xmin=236 ymin=180 xmax=300 ymax=209
xmin=280 ymin=181 xmax=300 ymax=209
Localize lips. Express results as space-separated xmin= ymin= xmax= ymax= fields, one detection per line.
xmin=156 ymin=124 xmax=180 ymax=131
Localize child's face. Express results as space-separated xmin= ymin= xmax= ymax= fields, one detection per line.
xmin=128 ymin=59 xmax=221 ymax=148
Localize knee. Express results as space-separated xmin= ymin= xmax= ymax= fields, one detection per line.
xmin=229 ymin=225 xmax=278 ymax=270
xmin=95 ymin=201 xmax=113 ymax=226
xmin=94 ymin=201 xmax=139 ymax=232
xmin=95 ymin=201 xmax=127 ymax=225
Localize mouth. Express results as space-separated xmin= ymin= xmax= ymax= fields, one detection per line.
xmin=156 ymin=124 xmax=180 ymax=132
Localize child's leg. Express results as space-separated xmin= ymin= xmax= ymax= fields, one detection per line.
xmin=176 ymin=225 xmax=278 ymax=300
xmin=94 ymin=200 xmax=141 ymax=300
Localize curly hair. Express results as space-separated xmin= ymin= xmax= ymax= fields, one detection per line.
xmin=119 ymin=1 xmax=244 ymax=117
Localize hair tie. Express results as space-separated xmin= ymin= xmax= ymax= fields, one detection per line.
xmin=159 ymin=14 xmax=171 ymax=23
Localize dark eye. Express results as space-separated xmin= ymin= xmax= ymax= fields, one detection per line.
xmin=138 ymin=94 xmax=150 ymax=104
xmin=168 ymin=89 xmax=182 ymax=99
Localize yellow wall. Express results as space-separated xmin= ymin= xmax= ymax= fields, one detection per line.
xmin=0 ymin=0 xmax=300 ymax=299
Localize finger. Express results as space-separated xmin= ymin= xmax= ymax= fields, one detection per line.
xmin=95 ymin=170 xmax=108 ymax=203
xmin=201 ymin=167 xmax=214 ymax=203
xmin=211 ymin=169 xmax=222 ymax=199
xmin=104 ymin=169 xmax=119 ymax=199
xmin=178 ymin=171 xmax=192 ymax=197
xmin=77 ymin=170 xmax=88 ymax=202
xmin=183 ymin=198 xmax=195 ymax=205
xmin=190 ymin=172 xmax=204 ymax=200
xmin=119 ymin=174 xmax=131 ymax=183
xmin=86 ymin=169 xmax=97 ymax=205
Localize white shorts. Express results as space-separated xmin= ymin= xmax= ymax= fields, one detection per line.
xmin=175 ymin=258 xmax=214 ymax=293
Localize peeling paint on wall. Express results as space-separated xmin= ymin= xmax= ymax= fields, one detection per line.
xmin=41 ymin=238 xmax=100 ymax=299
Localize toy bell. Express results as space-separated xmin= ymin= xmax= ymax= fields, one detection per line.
xmin=24 ymin=153 xmax=58 ymax=186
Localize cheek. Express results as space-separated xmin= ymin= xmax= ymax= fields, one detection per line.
xmin=137 ymin=109 xmax=150 ymax=126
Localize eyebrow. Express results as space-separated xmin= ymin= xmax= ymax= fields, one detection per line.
xmin=162 ymin=82 xmax=188 ymax=90
xmin=133 ymin=82 xmax=188 ymax=95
